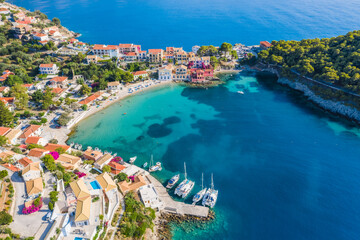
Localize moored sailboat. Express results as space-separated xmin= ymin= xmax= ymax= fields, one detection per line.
xmin=149 ymin=155 xmax=162 ymax=172
xmin=202 ymin=173 xmax=218 ymax=208
xmin=193 ymin=173 xmax=207 ymax=204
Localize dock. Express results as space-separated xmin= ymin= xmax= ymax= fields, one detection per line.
xmin=146 ymin=174 xmax=209 ymax=218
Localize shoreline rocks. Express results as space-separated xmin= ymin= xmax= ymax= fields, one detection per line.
xmin=156 ymin=211 xmax=215 ymax=239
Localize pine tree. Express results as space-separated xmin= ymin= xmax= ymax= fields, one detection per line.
xmin=0 ymin=101 xmax=14 ymax=127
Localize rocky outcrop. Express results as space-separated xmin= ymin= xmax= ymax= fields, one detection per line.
xmin=278 ymin=78 xmax=360 ymax=122
xmin=156 ymin=211 xmax=215 ymax=239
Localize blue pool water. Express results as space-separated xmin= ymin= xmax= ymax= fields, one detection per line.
xmin=90 ymin=181 xmax=101 ymax=190
xmin=74 ymin=238 xmax=83 ymax=240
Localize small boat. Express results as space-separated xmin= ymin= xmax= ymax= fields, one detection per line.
xmin=175 ymin=179 xmax=188 ymax=196
xmin=148 ymin=155 xmax=162 ymax=172
xmin=181 ymin=180 xmax=195 ymax=198
xmin=129 ymin=156 xmax=137 ymax=164
xmin=166 ymin=174 xmax=180 ymax=189
xmin=237 ymin=91 xmax=244 ymax=94
xmin=142 ymin=162 xmax=148 ymax=168
xmin=193 ymin=173 xmax=206 ymax=204
xmin=202 ymin=174 xmax=218 ymax=208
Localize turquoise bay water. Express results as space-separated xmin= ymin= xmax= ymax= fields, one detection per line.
xmin=10 ymin=0 xmax=360 ymax=50
xmin=70 ymin=73 xmax=360 ymax=239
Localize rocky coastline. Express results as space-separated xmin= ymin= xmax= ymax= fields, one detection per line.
xmin=156 ymin=211 xmax=216 ymax=239
xmin=277 ymin=77 xmax=360 ymax=122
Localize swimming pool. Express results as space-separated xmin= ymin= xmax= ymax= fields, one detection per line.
xmin=90 ymin=180 xmax=101 ymax=190
xmin=74 ymin=237 xmax=83 ymax=240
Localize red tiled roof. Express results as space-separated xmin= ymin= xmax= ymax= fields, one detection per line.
xmin=132 ymin=71 xmax=148 ymax=76
xmin=35 ymin=33 xmax=47 ymax=37
xmin=18 ymin=157 xmax=33 ymax=167
xmin=119 ymin=44 xmax=133 ymax=48
xmin=108 ymin=162 xmax=126 ymax=175
xmin=69 ymin=38 xmax=78 ymax=43
xmin=51 ymin=88 xmax=65 ymax=95
xmin=20 ymin=125 xmax=41 ymax=139
xmin=93 ymin=44 xmax=118 ymax=50
xmin=25 ymin=136 xmax=42 ymax=144
xmin=0 ymin=127 xmax=11 ymax=136
xmin=23 ymin=84 xmax=33 ymax=88
xmin=148 ymin=49 xmax=163 ymax=54
xmin=51 ymin=76 xmax=68 ymax=82
xmin=1 ymin=164 xmax=20 ymax=172
xmin=28 ymin=148 xmax=48 ymax=158
xmin=40 ymin=64 xmax=55 ymax=68
xmin=0 ymin=97 xmax=14 ymax=104
xmin=0 ymin=87 xmax=8 ymax=92
xmin=260 ymin=41 xmax=272 ymax=48
xmin=126 ymin=52 xmax=137 ymax=56
xmin=79 ymin=91 xmax=102 ymax=105
xmin=44 ymin=143 xmax=70 ymax=152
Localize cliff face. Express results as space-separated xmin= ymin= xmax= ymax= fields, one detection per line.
xmin=278 ymin=78 xmax=360 ymax=122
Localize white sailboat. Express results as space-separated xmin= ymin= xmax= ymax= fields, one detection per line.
xmin=129 ymin=156 xmax=137 ymax=164
xmin=202 ymin=173 xmax=218 ymax=208
xmin=193 ymin=173 xmax=207 ymax=204
xmin=149 ymin=155 xmax=162 ymax=172
xmin=175 ymin=162 xmax=195 ymax=198
xmin=175 ymin=162 xmax=188 ymax=196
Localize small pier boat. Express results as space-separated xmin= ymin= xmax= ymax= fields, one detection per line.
xmin=142 ymin=162 xmax=148 ymax=168
xmin=237 ymin=91 xmax=244 ymax=94
xmin=129 ymin=156 xmax=137 ymax=164
xmin=202 ymin=173 xmax=218 ymax=208
xmin=166 ymin=174 xmax=180 ymax=189
xmin=149 ymin=155 xmax=162 ymax=172
xmin=193 ymin=173 xmax=207 ymax=204
xmin=181 ymin=180 xmax=195 ymax=198
xmin=175 ymin=162 xmax=194 ymax=198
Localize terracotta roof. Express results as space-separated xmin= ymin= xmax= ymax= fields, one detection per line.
xmin=51 ymin=88 xmax=65 ymax=95
xmin=22 ymin=162 xmax=41 ymax=175
xmin=108 ymin=162 xmax=126 ymax=175
xmin=0 ymin=151 xmax=15 ymax=160
xmin=25 ymin=177 xmax=43 ymax=196
xmin=22 ymin=84 xmax=33 ymax=88
xmin=83 ymin=149 xmax=103 ymax=160
xmin=51 ymin=76 xmax=68 ymax=82
xmin=1 ymin=163 xmax=20 ymax=172
xmin=107 ymin=81 xmax=120 ymax=87
xmin=74 ymin=196 xmax=91 ymax=222
xmin=20 ymin=125 xmax=41 ymax=139
xmin=35 ymin=33 xmax=47 ymax=37
xmin=0 ymin=97 xmax=14 ymax=104
xmin=96 ymin=172 xmax=117 ymax=192
xmin=4 ymin=129 xmax=21 ymax=143
xmin=0 ymin=127 xmax=11 ymax=136
xmin=93 ymin=44 xmax=118 ymax=50
xmin=260 ymin=41 xmax=272 ymax=48
xmin=44 ymin=143 xmax=70 ymax=152
xmin=0 ymin=87 xmax=8 ymax=92
xmin=18 ymin=157 xmax=33 ymax=167
xmin=57 ymin=153 xmax=81 ymax=165
xmin=126 ymin=52 xmax=137 ymax=56
xmin=25 ymin=136 xmax=42 ymax=145
xmin=70 ymin=178 xmax=91 ymax=200
xmin=95 ymin=153 xmax=112 ymax=167
xmin=79 ymin=91 xmax=102 ymax=105
xmin=118 ymin=175 xmax=146 ymax=193
xmin=39 ymin=64 xmax=55 ymax=68
xmin=148 ymin=49 xmax=163 ymax=54
xmin=28 ymin=148 xmax=48 ymax=158
xmin=119 ymin=44 xmax=133 ymax=48
xmin=132 ymin=71 xmax=148 ymax=76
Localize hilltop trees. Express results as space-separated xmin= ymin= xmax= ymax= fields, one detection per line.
xmin=258 ymin=30 xmax=360 ymax=93
xmin=10 ymin=83 xmax=29 ymax=110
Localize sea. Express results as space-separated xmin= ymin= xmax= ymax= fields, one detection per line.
xmin=10 ymin=0 xmax=360 ymax=239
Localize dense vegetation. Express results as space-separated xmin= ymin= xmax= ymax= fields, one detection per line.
xmin=258 ymin=30 xmax=360 ymax=93
xmin=119 ymin=192 xmax=156 ymax=239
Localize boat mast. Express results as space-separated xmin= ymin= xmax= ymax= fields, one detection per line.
xmin=184 ymin=162 xmax=187 ymax=180
xmin=150 ymin=154 xmax=153 ymax=167
xmin=201 ymin=172 xmax=204 ymax=190
xmin=211 ymin=173 xmax=214 ymax=190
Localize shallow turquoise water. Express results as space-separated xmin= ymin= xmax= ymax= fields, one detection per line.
xmin=70 ymin=73 xmax=360 ymax=239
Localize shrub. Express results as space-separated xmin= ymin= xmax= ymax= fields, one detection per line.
xmin=0 ymin=211 xmax=12 ymax=225
xmin=22 ymin=197 xmax=43 ymax=215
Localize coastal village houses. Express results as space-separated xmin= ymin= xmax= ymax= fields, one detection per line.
xmin=93 ymin=44 xmax=120 ymax=58
xmin=148 ymin=49 xmax=164 ymax=63
xmin=39 ymin=63 xmax=60 ymax=75
xmin=158 ymin=65 xmax=173 ymax=81
xmin=69 ymin=178 xmax=92 ymax=226
xmin=132 ymin=71 xmax=148 ymax=80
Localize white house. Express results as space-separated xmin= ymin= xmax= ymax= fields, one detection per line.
xmin=137 ymin=50 xmax=147 ymax=61
xmin=39 ymin=63 xmax=59 ymax=75
xmin=107 ymin=81 xmax=121 ymax=92
xmin=139 ymin=184 xmax=163 ymax=209
xmin=158 ymin=65 xmax=173 ymax=81
xmin=94 ymin=153 xmax=113 ymax=169
xmin=33 ymin=33 xmax=49 ymax=42
xmin=93 ymin=44 xmax=120 ymax=58
xmin=192 ymin=45 xmax=200 ymax=54
xmin=0 ymin=8 xmax=10 ymax=15
xmin=132 ymin=71 xmax=148 ymax=80
xmin=22 ymin=162 xmax=42 ymax=182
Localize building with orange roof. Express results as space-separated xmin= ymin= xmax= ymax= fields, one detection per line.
xmin=22 ymin=162 xmax=42 ymax=181
xmin=119 ymin=43 xmax=141 ymax=53
xmin=148 ymin=49 xmax=164 ymax=62
xmin=51 ymin=87 xmax=65 ymax=96
xmin=132 ymin=71 xmax=148 ymax=80
xmin=124 ymin=52 xmax=137 ymax=62
xmin=39 ymin=63 xmax=59 ymax=75
xmin=28 ymin=148 xmax=49 ymax=158
xmin=79 ymin=91 xmax=102 ymax=105
xmin=158 ymin=64 xmax=174 ymax=81
xmin=93 ymin=44 xmax=120 ymax=58
xmin=25 ymin=177 xmax=43 ymax=197
xmin=19 ymin=125 xmax=42 ymax=140
xmin=83 ymin=148 xmax=103 ymax=161
xmin=118 ymin=174 xmax=147 ymax=194
xmin=138 ymin=50 xmax=147 ymax=61
xmin=86 ymin=55 xmax=100 ymax=64
xmin=56 ymin=154 xmax=81 ymax=170
xmin=0 ymin=127 xmax=11 ymax=136
xmin=260 ymin=41 xmax=272 ymax=50
xmin=50 ymin=76 xmax=68 ymax=88
xmin=0 ymin=70 xmax=14 ymax=82
xmin=0 ymin=151 xmax=15 ymax=161
xmin=108 ymin=161 xmax=126 ymax=175
xmin=0 ymin=8 xmax=10 ymax=14
xmin=25 ymin=136 xmax=47 ymax=146
xmin=0 ymin=97 xmax=15 ymax=111
xmin=14 ymin=24 xmax=31 ymax=35
xmin=16 ymin=157 xmax=33 ymax=169
xmin=0 ymin=86 xmax=9 ymax=97
xmin=4 ymin=129 xmax=21 ymax=144
xmin=44 ymin=143 xmax=71 ymax=153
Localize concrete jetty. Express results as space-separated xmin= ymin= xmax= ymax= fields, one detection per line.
xmin=122 ymin=164 xmax=209 ymax=218
xmin=146 ymin=175 xmax=209 ymax=218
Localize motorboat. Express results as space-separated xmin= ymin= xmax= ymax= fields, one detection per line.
xmin=129 ymin=156 xmax=137 ymax=164
xmin=166 ymin=174 xmax=180 ymax=189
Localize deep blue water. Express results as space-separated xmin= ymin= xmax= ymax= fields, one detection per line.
xmin=69 ymin=73 xmax=360 ymax=240
xmin=10 ymin=0 xmax=360 ymax=50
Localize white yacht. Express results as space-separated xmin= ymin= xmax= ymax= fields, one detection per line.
xmin=202 ymin=173 xmax=218 ymax=208
xmin=166 ymin=174 xmax=180 ymax=189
